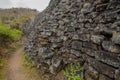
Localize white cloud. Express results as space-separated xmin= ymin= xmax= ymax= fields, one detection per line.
xmin=0 ymin=0 xmax=12 ymax=8
xmin=9 ymin=0 xmax=21 ymax=7
xmin=0 ymin=0 xmax=50 ymax=11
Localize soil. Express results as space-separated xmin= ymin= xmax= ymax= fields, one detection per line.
xmin=6 ymin=47 xmax=30 ymax=80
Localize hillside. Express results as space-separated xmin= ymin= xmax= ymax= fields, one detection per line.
xmin=0 ymin=8 xmax=39 ymax=30
xmin=0 ymin=8 xmax=38 ymax=44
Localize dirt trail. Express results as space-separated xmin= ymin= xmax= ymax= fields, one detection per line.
xmin=7 ymin=47 xmax=29 ymax=80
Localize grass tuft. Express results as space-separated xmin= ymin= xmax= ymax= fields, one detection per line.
xmin=23 ymin=52 xmax=42 ymax=80
xmin=0 ymin=58 xmax=8 ymax=80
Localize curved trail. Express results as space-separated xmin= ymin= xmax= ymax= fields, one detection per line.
xmin=7 ymin=47 xmax=29 ymax=80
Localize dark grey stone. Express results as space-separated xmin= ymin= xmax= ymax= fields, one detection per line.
xmin=102 ymin=41 xmax=120 ymax=53
xmin=91 ymin=35 xmax=104 ymax=44
xmin=71 ymin=41 xmax=82 ymax=50
xmin=99 ymin=74 xmax=113 ymax=80
xmin=112 ymin=32 xmax=120 ymax=45
xmin=95 ymin=51 xmax=120 ymax=68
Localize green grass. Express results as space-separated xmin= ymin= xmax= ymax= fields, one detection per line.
xmin=23 ymin=53 xmax=33 ymax=67
xmin=10 ymin=29 xmax=22 ymax=40
xmin=0 ymin=24 xmax=22 ymax=41
xmin=63 ymin=64 xmax=84 ymax=80
xmin=23 ymin=53 xmax=44 ymax=80
xmin=0 ymin=58 xmax=8 ymax=80
xmin=0 ymin=68 xmax=6 ymax=80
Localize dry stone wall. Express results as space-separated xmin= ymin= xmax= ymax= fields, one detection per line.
xmin=25 ymin=0 xmax=120 ymax=80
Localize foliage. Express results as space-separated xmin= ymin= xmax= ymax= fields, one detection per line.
xmin=0 ymin=24 xmax=22 ymax=41
xmin=10 ymin=29 xmax=22 ymax=40
xmin=1 ymin=16 xmax=9 ymax=24
xmin=0 ymin=58 xmax=7 ymax=80
xmin=0 ymin=8 xmax=38 ymax=30
xmin=10 ymin=17 xmax=30 ymax=30
xmin=23 ymin=52 xmax=43 ymax=80
xmin=23 ymin=53 xmax=33 ymax=67
xmin=0 ymin=8 xmax=37 ymax=80
xmin=63 ymin=64 xmax=84 ymax=80
xmin=0 ymin=58 xmax=7 ymax=68
xmin=0 ymin=44 xmax=21 ymax=80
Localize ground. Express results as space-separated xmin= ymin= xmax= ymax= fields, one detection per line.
xmin=6 ymin=47 xmax=30 ymax=80
xmin=5 ymin=46 xmax=42 ymax=80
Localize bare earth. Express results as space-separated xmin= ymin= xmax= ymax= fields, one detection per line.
xmin=7 ymin=47 xmax=29 ymax=80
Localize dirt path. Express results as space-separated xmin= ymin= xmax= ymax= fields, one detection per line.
xmin=6 ymin=47 xmax=30 ymax=80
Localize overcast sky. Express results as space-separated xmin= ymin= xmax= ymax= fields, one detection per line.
xmin=0 ymin=0 xmax=50 ymax=11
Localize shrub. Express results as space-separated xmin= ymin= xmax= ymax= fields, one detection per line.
xmin=23 ymin=53 xmax=32 ymax=67
xmin=10 ymin=29 xmax=22 ymax=40
xmin=0 ymin=24 xmax=22 ymax=41
xmin=63 ymin=63 xmax=84 ymax=80
xmin=0 ymin=24 xmax=22 ymax=48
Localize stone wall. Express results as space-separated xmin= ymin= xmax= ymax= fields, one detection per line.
xmin=25 ymin=0 xmax=120 ymax=80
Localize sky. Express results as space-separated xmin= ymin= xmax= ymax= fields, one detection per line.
xmin=0 ymin=0 xmax=50 ymax=11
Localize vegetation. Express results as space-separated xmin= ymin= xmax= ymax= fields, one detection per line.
xmin=0 ymin=25 xmax=22 ymax=40
xmin=0 ymin=8 xmax=38 ymax=80
xmin=0 ymin=57 xmax=7 ymax=68
xmin=63 ymin=64 xmax=84 ymax=80
xmin=0 ymin=45 xmax=21 ymax=80
xmin=0 ymin=58 xmax=7 ymax=80
xmin=0 ymin=8 xmax=38 ymax=48
xmin=0 ymin=49 xmax=8 ymax=80
xmin=23 ymin=53 xmax=33 ymax=67
xmin=23 ymin=53 xmax=42 ymax=80
xmin=0 ymin=8 xmax=38 ymax=30
xmin=0 ymin=23 xmax=22 ymax=48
